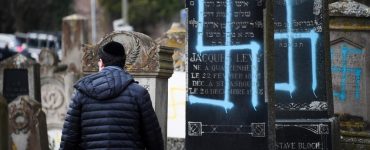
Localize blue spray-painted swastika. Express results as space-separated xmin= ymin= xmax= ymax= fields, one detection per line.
xmin=274 ymin=0 xmax=319 ymax=97
xmin=189 ymin=0 xmax=262 ymax=112
xmin=331 ymin=44 xmax=364 ymax=101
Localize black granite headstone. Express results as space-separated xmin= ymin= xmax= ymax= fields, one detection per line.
xmin=274 ymin=0 xmax=337 ymax=149
xmin=274 ymin=0 xmax=331 ymax=119
xmin=0 ymin=54 xmax=41 ymax=103
xmin=3 ymin=69 xmax=29 ymax=103
xmin=186 ymin=0 xmax=271 ymax=149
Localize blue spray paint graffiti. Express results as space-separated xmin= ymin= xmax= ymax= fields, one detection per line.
xmin=331 ymin=44 xmax=363 ymax=101
xmin=274 ymin=0 xmax=319 ymax=98
xmin=189 ymin=0 xmax=262 ymax=112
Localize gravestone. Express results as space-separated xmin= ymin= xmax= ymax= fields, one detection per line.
xmin=274 ymin=0 xmax=339 ymax=149
xmin=156 ymin=23 xmax=187 ymax=149
xmin=329 ymin=0 xmax=370 ymax=120
xmin=0 ymin=95 xmax=8 ymax=150
xmin=82 ymin=31 xmax=174 ymax=149
xmin=8 ymin=95 xmax=49 ymax=150
xmin=41 ymin=77 xmax=68 ymax=133
xmin=38 ymin=49 xmax=79 ymax=150
xmin=41 ymin=77 xmax=65 ymax=150
xmin=156 ymin=23 xmax=187 ymax=71
xmin=39 ymin=49 xmax=59 ymax=76
xmin=62 ymin=14 xmax=88 ymax=73
xmin=0 ymin=54 xmax=41 ymax=103
xmin=331 ymin=38 xmax=366 ymax=119
xmin=61 ymin=15 xmax=86 ymax=124
xmin=39 ymin=49 xmax=67 ymax=129
xmin=186 ymin=0 xmax=274 ymax=149
xmin=329 ymin=1 xmax=370 ymax=149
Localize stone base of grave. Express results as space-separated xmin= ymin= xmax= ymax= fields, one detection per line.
xmin=167 ymin=138 xmax=185 ymax=150
xmin=337 ymin=114 xmax=370 ymax=149
xmin=340 ymin=131 xmax=370 ymax=150
xmin=275 ymin=118 xmax=340 ymax=150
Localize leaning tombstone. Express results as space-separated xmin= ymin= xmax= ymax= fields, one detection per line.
xmin=274 ymin=0 xmax=339 ymax=149
xmin=186 ymin=0 xmax=275 ymax=149
xmin=0 ymin=54 xmax=41 ymax=103
xmin=8 ymin=95 xmax=49 ymax=150
xmin=82 ymin=31 xmax=174 ymax=149
xmin=0 ymin=95 xmax=8 ymax=150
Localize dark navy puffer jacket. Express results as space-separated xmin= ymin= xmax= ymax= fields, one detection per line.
xmin=60 ymin=66 xmax=163 ymax=150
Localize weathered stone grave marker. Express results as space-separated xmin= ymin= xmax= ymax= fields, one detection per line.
xmin=38 ymin=49 xmax=73 ymax=150
xmin=82 ymin=31 xmax=174 ymax=149
xmin=62 ymin=14 xmax=87 ymax=72
xmin=8 ymin=95 xmax=49 ymax=150
xmin=274 ymin=0 xmax=339 ymax=149
xmin=0 ymin=54 xmax=41 ymax=103
xmin=329 ymin=0 xmax=370 ymax=148
xmin=186 ymin=0 xmax=274 ymax=149
xmin=39 ymin=48 xmax=59 ymax=76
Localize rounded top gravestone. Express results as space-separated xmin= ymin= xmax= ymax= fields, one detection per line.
xmin=39 ymin=49 xmax=60 ymax=77
xmin=8 ymin=95 xmax=49 ymax=150
xmin=41 ymin=77 xmax=66 ymax=129
xmin=39 ymin=49 xmax=58 ymax=67
xmin=82 ymin=31 xmax=174 ymax=78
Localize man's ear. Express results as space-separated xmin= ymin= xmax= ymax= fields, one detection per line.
xmin=99 ymin=59 xmax=105 ymax=71
xmin=99 ymin=59 xmax=105 ymax=66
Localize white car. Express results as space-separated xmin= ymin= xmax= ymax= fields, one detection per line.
xmin=16 ymin=32 xmax=62 ymax=61
xmin=0 ymin=34 xmax=21 ymax=52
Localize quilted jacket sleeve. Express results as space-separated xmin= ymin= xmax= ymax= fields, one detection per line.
xmin=60 ymin=90 xmax=83 ymax=150
xmin=138 ymin=91 xmax=164 ymax=150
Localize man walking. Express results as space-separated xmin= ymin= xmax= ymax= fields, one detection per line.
xmin=60 ymin=41 xmax=164 ymax=150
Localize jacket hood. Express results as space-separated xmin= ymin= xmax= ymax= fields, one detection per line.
xmin=74 ymin=67 xmax=134 ymax=100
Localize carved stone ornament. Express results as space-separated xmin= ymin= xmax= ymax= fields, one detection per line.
xmin=156 ymin=23 xmax=187 ymax=72
xmin=329 ymin=0 xmax=370 ymax=17
xmin=82 ymin=31 xmax=174 ymax=77
xmin=0 ymin=54 xmax=36 ymax=69
xmin=276 ymin=123 xmax=329 ymax=135
xmin=101 ymin=31 xmax=159 ymax=72
xmin=82 ymin=44 xmax=98 ymax=73
xmin=9 ymin=96 xmax=41 ymax=134
xmin=276 ymin=101 xmax=328 ymax=111
xmin=41 ymin=77 xmax=66 ymax=129
xmin=39 ymin=49 xmax=58 ymax=67
xmin=8 ymin=95 xmax=49 ymax=150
